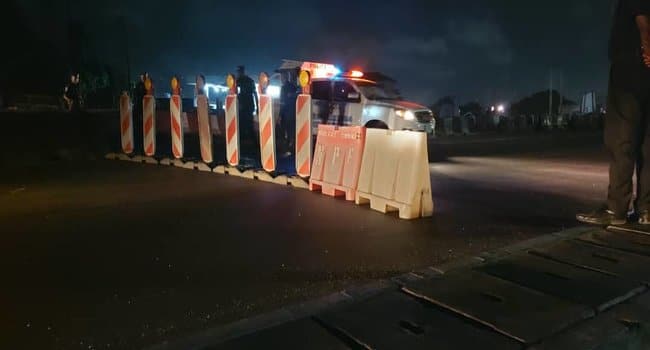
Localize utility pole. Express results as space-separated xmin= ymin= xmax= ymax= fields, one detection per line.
xmin=559 ymin=71 xmax=563 ymax=116
xmin=121 ymin=16 xmax=131 ymax=92
xmin=549 ymin=69 xmax=553 ymax=118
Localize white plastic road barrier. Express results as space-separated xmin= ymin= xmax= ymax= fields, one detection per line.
xmin=258 ymin=94 xmax=276 ymax=172
xmin=170 ymin=95 xmax=184 ymax=158
xmin=295 ymin=94 xmax=312 ymax=177
xmin=143 ymin=95 xmax=156 ymax=156
xmin=119 ymin=92 xmax=133 ymax=154
xmin=225 ymin=94 xmax=240 ymax=166
xmin=355 ymin=129 xmax=433 ymax=219
xmin=197 ymin=95 xmax=213 ymax=163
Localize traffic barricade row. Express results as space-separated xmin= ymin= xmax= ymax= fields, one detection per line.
xmin=109 ymin=72 xmax=433 ymax=219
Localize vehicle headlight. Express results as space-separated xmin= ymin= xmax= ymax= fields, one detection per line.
xmin=396 ymin=109 xmax=415 ymax=121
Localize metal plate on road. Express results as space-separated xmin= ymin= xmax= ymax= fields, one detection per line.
xmin=530 ymin=240 xmax=650 ymax=285
xmin=578 ymin=228 xmax=650 ymax=257
xmin=530 ymin=303 xmax=650 ymax=350
xmin=317 ymin=291 xmax=521 ymax=350
xmin=478 ymin=253 xmax=644 ymax=312
xmin=402 ymin=270 xmax=593 ymax=344
xmin=210 ymin=318 xmax=348 ymax=350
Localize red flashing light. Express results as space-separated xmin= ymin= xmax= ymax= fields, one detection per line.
xmin=349 ymin=70 xmax=364 ymax=78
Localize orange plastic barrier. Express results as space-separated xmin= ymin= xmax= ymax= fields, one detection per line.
xmin=310 ymin=125 xmax=366 ymax=201
xmin=119 ymin=92 xmax=133 ymax=154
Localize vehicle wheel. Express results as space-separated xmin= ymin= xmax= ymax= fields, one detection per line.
xmin=365 ymin=120 xmax=389 ymax=129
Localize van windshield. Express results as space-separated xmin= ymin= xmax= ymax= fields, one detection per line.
xmin=354 ymin=81 xmax=401 ymax=101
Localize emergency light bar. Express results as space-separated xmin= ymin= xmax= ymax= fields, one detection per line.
xmin=300 ymin=61 xmax=341 ymax=79
xmin=347 ymin=70 xmax=364 ymax=78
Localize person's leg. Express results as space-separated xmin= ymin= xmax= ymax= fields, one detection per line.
xmin=286 ymin=113 xmax=296 ymax=152
xmin=133 ymin=108 xmax=143 ymax=154
xmin=634 ymin=92 xmax=650 ymax=220
xmin=605 ymin=65 xmax=643 ymax=218
xmin=578 ymin=64 xmax=642 ymax=225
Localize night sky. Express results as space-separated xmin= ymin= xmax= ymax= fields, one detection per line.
xmin=14 ymin=0 xmax=612 ymax=105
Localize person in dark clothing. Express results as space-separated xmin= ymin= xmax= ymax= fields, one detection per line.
xmin=63 ymin=73 xmax=80 ymax=112
xmin=236 ymin=65 xmax=260 ymax=167
xmin=577 ymin=0 xmax=650 ymax=225
xmin=279 ymin=69 xmax=299 ymax=155
xmin=133 ymin=73 xmax=147 ymax=154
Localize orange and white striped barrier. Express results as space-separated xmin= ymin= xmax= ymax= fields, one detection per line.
xmin=355 ymin=129 xmax=433 ymax=219
xmin=258 ymin=95 xmax=276 ymax=172
xmin=170 ymin=95 xmax=183 ymax=158
xmin=295 ymin=94 xmax=312 ymax=177
xmin=119 ymin=92 xmax=134 ymax=154
xmin=295 ymin=70 xmax=313 ymax=178
xmin=225 ymin=94 xmax=239 ymax=166
xmin=197 ymin=95 xmax=213 ymax=163
xmin=257 ymin=73 xmax=276 ymax=172
xmin=225 ymin=74 xmax=240 ymax=166
xmin=169 ymin=76 xmax=184 ymax=159
xmin=142 ymin=95 xmax=156 ymax=157
xmin=310 ymin=125 xmax=366 ymax=201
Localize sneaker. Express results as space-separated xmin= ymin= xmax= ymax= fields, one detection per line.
xmin=576 ymin=207 xmax=626 ymax=226
xmin=639 ymin=210 xmax=650 ymax=225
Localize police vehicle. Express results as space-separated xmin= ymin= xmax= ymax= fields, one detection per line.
xmin=278 ymin=60 xmax=436 ymax=135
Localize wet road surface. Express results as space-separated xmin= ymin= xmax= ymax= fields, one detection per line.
xmin=0 ymin=130 xmax=608 ymax=349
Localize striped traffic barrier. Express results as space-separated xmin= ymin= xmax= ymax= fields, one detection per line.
xmin=119 ymin=91 xmax=134 ymax=154
xmin=295 ymin=70 xmax=312 ymax=178
xmin=225 ymin=74 xmax=240 ymax=166
xmin=197 ymin=95 xmax=212 ymax=163
xmin=196 ymin=74 xmax=213 ymax=164
xmin=257 ymin=72 xmax=276 ymax=172
xmin=170 ymin=76 xmax=184 ymax=159
xmin=143 ymin=77 xmax=156 ymax=157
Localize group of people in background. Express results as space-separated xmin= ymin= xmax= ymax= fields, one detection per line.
xmin=64 ymin=66 xmax=300 ymax=167
xmin=236 ymin=65 xmax=300 ymax=167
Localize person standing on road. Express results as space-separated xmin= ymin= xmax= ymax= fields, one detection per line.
xmin=279 ymin=69 xmax=299 ymax=156
xmin=577 ymin=0 xmax=650 ymax=225
xmin=63 ymin=73 xmax=80 ymax=112
xmin=133 ymin=73 xmax=147 ymax=154
xmin=236 ymin=65 xmax=260 ymax=167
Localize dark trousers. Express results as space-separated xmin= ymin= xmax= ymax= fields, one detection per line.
xmin=133 ymin=107 xmax=143 ymax=154
xmin=605 ymin=62 xmax=650 ymax=216
xmin=280 ymin=110 xmax=296 ymax=151
xmin=239 ymin=107 xmax=260 ymax=167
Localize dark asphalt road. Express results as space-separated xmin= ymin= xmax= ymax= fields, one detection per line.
xmin=0 ymin=130 xmax=607 ymax=349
